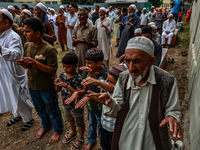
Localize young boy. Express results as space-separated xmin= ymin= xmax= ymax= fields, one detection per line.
xmin=54 ymin=52 xmax=85 ymax=150
xmin=65 ymin=48 xmax=109 ymax=150
xmin=78 ymin=65 xmax=127 ymax=150
xmin=16 ymin=17 xmax=63 ymax=143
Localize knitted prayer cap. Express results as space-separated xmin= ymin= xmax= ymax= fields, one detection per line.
xmin=125 ymin=36 xmax=154 ymax=56
xmin=109 ymin=65 xmax=127 ymax=80
xmin=8 ymin=5 xmax=15 ymax=11
xmin=0 ymin=9 xmax=13 ymax=21
xmin=135 ymin=28 xmax=142 ymax=34
xmin=85 ymin=48 xmax=104 ymax=63
xmin=22 ymin=9 xmax=31 ymax=16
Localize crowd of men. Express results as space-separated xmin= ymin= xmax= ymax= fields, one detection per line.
xmin=0 ymin=1 xmax=184 ymax=150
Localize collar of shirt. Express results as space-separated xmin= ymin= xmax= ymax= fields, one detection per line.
xmin=0 ymin=28 xmax=12 ymax=38
xmin=126 ymin=66 xmax=156 ymax=90
xmin=77 ymin=22 xmax=89 ymax=29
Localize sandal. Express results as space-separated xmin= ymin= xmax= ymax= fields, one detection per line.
xmin=7 ymin=116 xmax=22 ymax=126
xmin=71 ymin=138 xmax=84 ymax=150
xmin=62 ymin=132 xmax=77 ymax=144
xmin=21 ymin=119 xmax=34 ymax=131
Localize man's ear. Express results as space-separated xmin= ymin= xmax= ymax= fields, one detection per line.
xmin=149 ymin=56 xmax=157 ymax=66
xmin=36 ymin=31 xmax=41 ymax=38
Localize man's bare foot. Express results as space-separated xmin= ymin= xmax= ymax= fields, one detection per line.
xmin=36 ymin=128 xmax=48 ymax=139
xmin=49 ymin=132 xmax=62 ymax=143
xmin=85 ymin=142 xmax=96 ymax=150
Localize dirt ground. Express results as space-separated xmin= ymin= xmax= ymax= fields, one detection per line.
xmin=0 ymin=21 xmax=190 ymax=150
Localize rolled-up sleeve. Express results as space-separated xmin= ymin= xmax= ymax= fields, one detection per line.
xmin=103 ymin=80 xmax=123 ymax=118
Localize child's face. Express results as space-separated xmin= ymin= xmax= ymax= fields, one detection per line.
xmin=23 ymin=25 xmax=37 ymax=42
xmin=85 ymin=60 xmax=101 ymax=71
xmin=107 ymin=73 xmax=117 ymax=86
xmin=63 ymin=64 xmax=77 ymax=74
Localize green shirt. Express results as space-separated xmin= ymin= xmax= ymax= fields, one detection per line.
xmin=24 ymin=41 xmax=58 ymax=90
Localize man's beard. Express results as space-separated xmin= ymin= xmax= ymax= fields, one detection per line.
xmin=133 ymin=65 xmax=149 ymax=84
xmin=128 ymin=12 xmax=134 ymax=16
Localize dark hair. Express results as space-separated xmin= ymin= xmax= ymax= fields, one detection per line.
xmin=85 ymin=48 xmax=104 ymax=63
xmin=96 ymin=5 xmax=99 ymax=9
xmin=29 ymin=7 xmax=33 ymax=11
xmin=118 ymin=7 xmax=121 ymax=10
xmin=14 ymin=5 xmax=19 ymax=10
xmin=69 ymin=4 xmax=77 ymax=9
xmin=122 ymin=8 xmax=127 ymax=13
xmin=23 ymin=17 xmax=43 ymax=35
xmin=2 ymin=13 xmax=13 ymax=26
xmin=62 ymin=52 xmax=78 ymax=66
xmin=22 ymin=4 xmax=29 ymax=9
xmin=142 ymin=26 xmax=152 ymax=36
xmin=79 ymin=8 xmax=88 ymax=16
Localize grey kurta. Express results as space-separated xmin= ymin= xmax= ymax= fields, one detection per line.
xmin=104 ymin=67 xmax=181 ymax=150
xmin=0 ymin=29 xmax=33 ymax=122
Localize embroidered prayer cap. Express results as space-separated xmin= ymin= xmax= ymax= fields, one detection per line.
xmin=109 ymin=65 xmax=127 ymax=80
xmin=168 ymin=14 xmax=173 ymax=18
xmin=99 ymin=7 xmax=106 ymax=12
xmin=129 ymin=4 xmax=136 ymax=11
xmin=22 ymin=9 xmax=31 ymax=16
xmin=85 ymin=48 xmax=104 ymax=62
xmin=0 ymin=9 xmax=13 ymax=21
xmin=8 ymin=5 xmax=15 ymax=11
xmin=125 ymin=36 xmax=155 ymax=56
xmin=135 ymin=28 xmax=142 ymax=34
xmin=36 ymin=3 xmax=47 ymax=13
xmin=148 ymin=22 xmax=157 ymax=30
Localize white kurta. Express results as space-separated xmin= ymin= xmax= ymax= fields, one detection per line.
xmin=0 ymin=29 xmax=33 ymax=122
xmin=49 ymin=14 xmax=58 ymax=43
xmin=104 ymin=67 xmax=181 ymax=150
xmin=65 ymin=13 xmax=78 ymax=51
xmin=95 ymin=17 xmax=113 ymax=61
xmin=162 ymin=19 xmax=176 ymax=45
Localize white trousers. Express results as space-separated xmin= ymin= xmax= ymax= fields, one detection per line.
xmin=161 ymin=32 xmax=174 ymax=45
xmin=13 ymin=84 xmax=33 ymax=123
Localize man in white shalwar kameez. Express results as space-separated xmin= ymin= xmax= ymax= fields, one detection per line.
xmin=0 ymin=9 xmax=34 ymax=131
xmin=95 ymin=7 xmax=113 ymax=67
xmin=65 ymin=4 xmax=77 ymax=52
xmin=49 ymin=8 xmax=58 ymax=44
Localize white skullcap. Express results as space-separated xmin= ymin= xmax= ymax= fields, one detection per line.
xmin=129 ymin=4 xmax=137 ymax=10
xmin=106 ymin=9 xmax=109 ymax=12
xmin=135 ymin=28 xmax=142 ymax=34
xmin=8 ymin=5 xmax=15 ymax=11
xmin=99 ymin=7 xmax=106 ymax=12
xmin=126 ymin=36 xmax=154 ymax=56
xmin=148 ymin=22 xmax=157 ymax=30
xmin=60 ymin=5 xmax=64 ymax=9
xmin=36 ymin=3 xmax=47 ymax=13
xmin=22 ymin=9 xmax=31 ymax=16
xmin=143 ymin=7 xmax=146 ymax=10
xmin=0 ymin=9 xmax=13 ymax=21
xmin=168 ymin=14 xmax=173 ymax=18
xmin=50 ymin=8 xmax=55 ymax=12
xmin=151 ymin=6 xmax=155 ymax=8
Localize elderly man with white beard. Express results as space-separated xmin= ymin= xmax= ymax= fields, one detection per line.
xmin=95 ymin=7 xmax=113 ymax=67
xmin=116 ymin=4 xmax=140 ymax=61
xmin=87 ymin=36 xmax=181 ymax=150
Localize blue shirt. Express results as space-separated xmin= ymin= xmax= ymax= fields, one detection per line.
xmin=172 ymin=0 xmax=183 ymax=14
